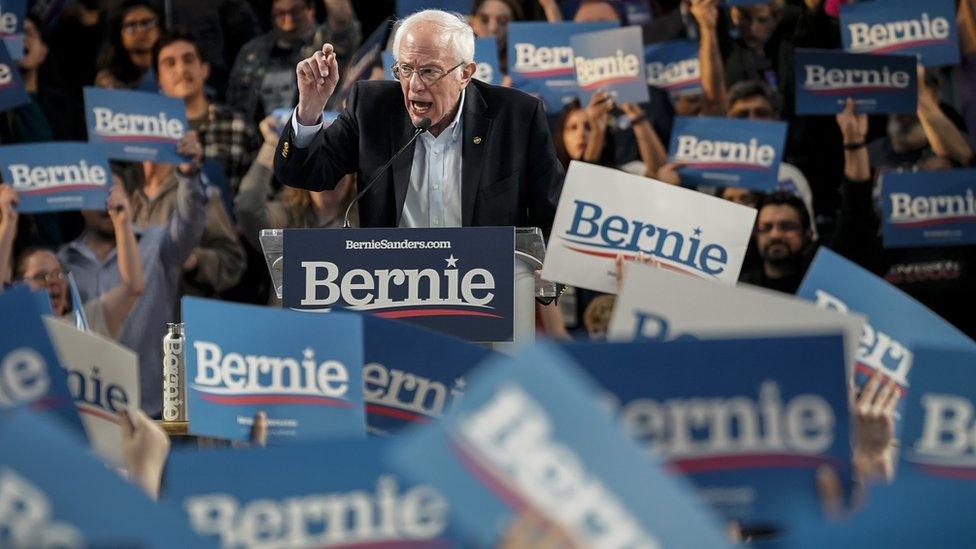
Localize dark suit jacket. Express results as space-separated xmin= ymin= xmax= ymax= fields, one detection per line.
xmin=273 ymin=79 xmax=564 ymax=234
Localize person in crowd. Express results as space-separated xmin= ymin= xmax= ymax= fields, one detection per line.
xmin=276 ymin=9 xmax=563 ymax=233
xmin=227 ymin=0 xmax=361 ymax=126
xmin=95 ymin=0 xmax=162 ymax=90
xmin=0 ymin=181 xmax=144 ymax=340
xmin=723 ymin=1 xmax=784 ymax=89
xmin=128 ymin=131 xmax=245 ymax=300
xmin=469 ymin=0 xmax=523 ymax=73
xmin=738 ymin=191 xmax=815 ymax=294
xmin=62 ymin=134 xmax=208 ymax=417
xmin=154 ymin=31 xmax=261 ymax=194
xmin=45 ymin=0 xmax=107 ymax=99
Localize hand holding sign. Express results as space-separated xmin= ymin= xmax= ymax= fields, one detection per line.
xmin=175 ymin=130 xmax=203 ymax=177
xmin=690 ymin=0 xmax=718 ymax=30
xmin=106 ymin=182 xmax=130 ymax=222
xmin=296 ymin=43 xmax=340 ymax=125
xmin=119 ymin=407 xmax=170 ymax=500
xmin=0 ymin=183 xmax=16 ymax=227
xmin=852 ymin=370 xmax=900 ymax=483
xmin=835 ymin=98 xmax=868 ymax=145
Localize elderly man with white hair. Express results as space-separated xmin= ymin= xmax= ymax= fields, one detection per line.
xmin=273 ymin=9 xmax=564 ymax=234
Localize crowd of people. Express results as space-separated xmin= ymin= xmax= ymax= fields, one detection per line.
xmin=1 ymin=0 xmax=975 ymax=543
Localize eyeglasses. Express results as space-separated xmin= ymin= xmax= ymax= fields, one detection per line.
xmin=391 ymin=61 xmax=464 ymax=86
xmin=19 ymin=270 xmax=66 ymax=286
xmin=122 ymin=17 xmax=157 ymax=34
xmin=755 ymin=221 xmax=802 ymax=234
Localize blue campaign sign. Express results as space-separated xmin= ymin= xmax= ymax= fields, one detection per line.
xmin=797 ymin=248 xmax=976 ymax=431
xmin=282 ymin=227 xmax=515 ymax=343
xmin=0 ymin=410 xmax=204 ymax=548
xmin=840 ymin=0 xmax=959 ymax=67
xmin=0 ymin=40 xmax=28 ymax=111
xmin=327 ymin=18 xmax=392 ymax=110
xmin=183 ymin=296 xmax=366 ymax=443
xmin=645 ymin=39 xmax=702 ymax=97
xmin=570 ymin=26 xmax=649 ymax=105
xmin=83 ymin=87 xmax=187 ymax=164
xmin=0 ymin=142 xmax=111 ymax=213
xmin=383 ymin=37 xmax=501 ymax=85
xmin=880 ymin=168 xmax=976 ymax=248
xmin=562 ymin=336 xmax=852 ymax=529
xmin=165 ymin=437 xmax=457 ymax=547
xmin=392 ymin=344 xmax=729 ymax=548
xmin=794 ymin=48 xmax=917 ymax=115
xmin=507 ymin=21 xmax=618 ymax=113
xmin=0 ymin=0 xmax=24 ymax=60
xmin=0 ymin=286 xmax=82 ymax=433
xmin=669 ymin=116 xmax=787 ymax=192
xmin=396 ymin=0 xmax=473 ymax=16
xmin=361 ymin=314 xmax=493 ymax=436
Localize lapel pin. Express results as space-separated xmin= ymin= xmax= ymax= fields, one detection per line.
xmin=473 ymin=136 xmax=482 ymax=145
xmin=281 ymin=141 xmax=289 ymax=158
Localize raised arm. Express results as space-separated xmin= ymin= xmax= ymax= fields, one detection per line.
xmin=0 ymin=184 xmax=18 ymax=286
xmin=537 ymin=0 xmax=563 ymax=22
xmin=691 ymin=0 xmax=727 ymax=115
xmin=620 ymin=103 xmax=668 ymax=178
xmin=917 ymin=65 xmax=974 ymax=166
xmin=99 ymin=182 xmax=145 ymax=338
xmin=160 ymin=132 xmax=208 ymax=270
xmin=236 ymin=116 xmax=289 ymax=250
xmin=583 ymin=91 xmax=613 ymax=163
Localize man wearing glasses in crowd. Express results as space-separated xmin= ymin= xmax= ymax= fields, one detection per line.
xmin=273 ymin=9 xmax=563 ymax=234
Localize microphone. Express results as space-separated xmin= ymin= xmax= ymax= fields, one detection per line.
xmin=343 ymin=117 xmax=432 ymax=228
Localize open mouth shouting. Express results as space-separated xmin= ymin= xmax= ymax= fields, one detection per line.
xmin=409 ymin=99 xmax=434 ymax=116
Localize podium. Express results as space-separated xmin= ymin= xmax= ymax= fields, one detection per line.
xmin=260 ymin=227 xmax=556 ymax=348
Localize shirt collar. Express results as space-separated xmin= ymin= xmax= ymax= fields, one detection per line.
xmin=448 ymin=88 xmax=465 ymax=139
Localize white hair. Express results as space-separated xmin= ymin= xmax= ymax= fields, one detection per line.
xmin=392 ymin=9 xmax=475 ymax=67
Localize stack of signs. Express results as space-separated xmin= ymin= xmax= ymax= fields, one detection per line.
xmin=570 ymin=26 xmax=649 ymax=105
xmin=84 ymin=87 xmax=188 ymax=164
xmin=43 ymin=319 xmax=139 ymax=466
xmin=797 ymin=248 xmax=976 ymax=431
xmin=840 ymin=0 xmax=959 ymax=67
xmin=0 ymin=286 xmax=82 ymax=433
xmin=669 ymin=116 xmax=787 ymax=192
xmin=0 ymin=142 xmax=111 ymax=213
xmin=382 ymin=37 xmax=501 ymax=85
xmin=541 ymin=161 xmax=756 ymax=293
xmin=0 ymin=0 xmax=24 ymax=60
xmin=645 ymin=39 xmax=702 ymax=98
xmin=562 ymin=335 xmax=853 ymax=530
xmin=785 ymin=347 xmax=976 ymax=547
xmin=392 ymin=344 xmax=729 ymax=547
xmin=361 ymin=314 xmax=493 ymax=436
xmin=507 ymin=21 xmax=617 ymax=112
xmin=283 ymin=227 xmax=515 ymax=343
xmin=182 ymin=297 xmax=366 ymax=443
xmin=166 ymin=438 xmax=456 ymax=547
xmin=0 ymin=41 xmax=27 ymax=110
xmin=0 ymin=410 xmax=203 ymax=548
xmin=794 ymin=48 xmax=917 ymax=115
xmin=880 ymin=168 xmax=976 ymax=248
xmin=607 ymin=262 xmax=865 ymax=377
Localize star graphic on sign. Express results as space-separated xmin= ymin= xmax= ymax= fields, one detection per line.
xmin=693 ymin=227 xmax=703 ymax=237
xmin=303 ymin=348 xmax=315 ymax=360
xmin=453 ymin=378 xmax=466 ymax=390
xmin=445 ymin=255 xmax=459 ymax=268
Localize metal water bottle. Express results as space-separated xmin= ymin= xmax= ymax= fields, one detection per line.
xmin=161 ymin=322 xmax=186 ymax=423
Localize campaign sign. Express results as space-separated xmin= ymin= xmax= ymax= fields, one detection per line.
xmin=383 ymin=37 xmax=501 ymax=85
xmin=507 ymin=21 xmax=617 ymax=113
xmin=0 ymin=142 xmax=111 ymax=213
xmin=283 ymin=227 xmax=515 ymax=343
xmin=570 ymin=26 xmax=649 ymax=105
xmin=396 ymin=0 xmax=473 ymax=16
xmin=392 ymin=344 xmax=729 ymax=547
xmin=797 ymin=248 xmax=976 ymax=431
xmin=362 ymin=314 xmax=493 ymax=436
xmin=166 ymin=438 xmax=456 ymax=547
xmin=607 ymin=262 xmax=866 ymax=378
xmin=881 ymin=168 xmax=976 ymax=248
xmin=563 ymin=335 xmax=852 ymax=528
xmin=0 ymin=410 xmax=203 ymax=548
xmin=0 ymin=0 xmax=24 ymax=60
xmin=183 ymin=297 xmax=366 ymax=443
xmin=43 ymin=318 xmax=140 ymax=467
xmin=670 ymin=116 xmax=787 ymax=192
xmin=0 ymin=286 xmax=82 ymax=433
xmin=0 ymin=40 xmax=27 ymax=111
xmin=83 ymin=87 xmax=187 ymax=164
xmin=645 ymin=39 xmax=702 ymax=97
xmin=541 ymin=161 xmax=756 ymax=293
xmin=840 ymin=0 xmax=959 ymax=67
xmin=794 ymin=48 xmax=917 ymax=114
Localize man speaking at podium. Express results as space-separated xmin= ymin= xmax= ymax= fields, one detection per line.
xmin=273 ymin=9 xmax=564 ymax=234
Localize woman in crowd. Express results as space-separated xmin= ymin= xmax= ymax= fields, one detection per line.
xmin=94 ymin=0 xmax=163 ymax=90
xmin=469 ymin=0 xmax=524 ymax=73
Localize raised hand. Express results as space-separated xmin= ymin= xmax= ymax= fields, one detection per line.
xmin=852 ymin=370 xmax=900 ymax=483
xmin=176 ymin=130 xmax=204 ymax=176
xmin=296 ymin=43 xmax=340 ymax=125
xmin=106 ymin=182 xmax=131 ymax=225
xmin=0 ymin=183 xmax=18 ymax=228
xmin=835 ymin=98 xmax=868 ymax=145
xmin=690 ymin=0 xmax=719 ymax=30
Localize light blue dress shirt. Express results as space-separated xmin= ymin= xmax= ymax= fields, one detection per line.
xmin=291 ymin=89 xmax=466 ymax=228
